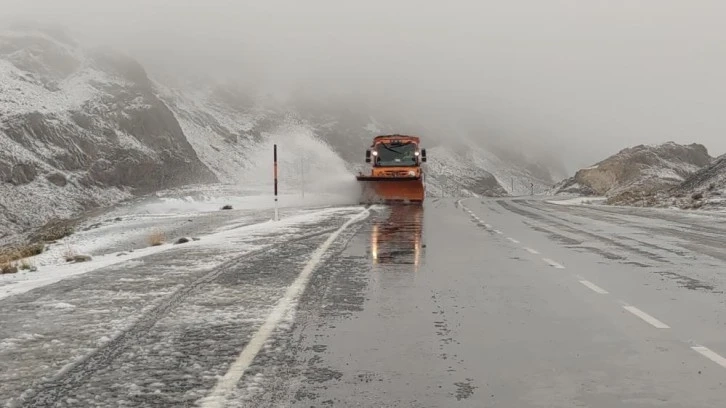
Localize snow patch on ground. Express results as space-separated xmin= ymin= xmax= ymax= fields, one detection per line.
xmin=548 ymin=196 xmax=607 ymax=206
xmin=0 ymin=202 xmax=361 ymax=301
xmin=0 ymin=243 xmax=172 ymax=301
xmin=0 ymin=178 xmax=132 ymax=245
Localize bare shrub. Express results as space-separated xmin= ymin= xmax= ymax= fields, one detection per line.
xmin=148 ymin=230 xmax=166 ymax=247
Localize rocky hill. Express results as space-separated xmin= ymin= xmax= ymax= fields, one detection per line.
xmin=553 ymin=142 xmax=712 ymax=205
xmin=661 ymin=154 xmax=726 ymax=210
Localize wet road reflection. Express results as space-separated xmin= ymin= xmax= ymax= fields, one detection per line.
xmin=370 ymin=204 xmax=425 ymax=270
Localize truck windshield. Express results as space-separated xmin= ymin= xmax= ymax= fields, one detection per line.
xmin=375 ymin=143 xmax=417 ymax=166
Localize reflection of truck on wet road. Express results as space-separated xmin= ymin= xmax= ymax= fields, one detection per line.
xmin=356 ymin=135 xmax=427 ymax=204
xmin=370 ymin=205 xmax=424 ymax=268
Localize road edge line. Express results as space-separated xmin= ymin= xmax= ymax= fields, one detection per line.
xmin=199 ymin=208 xmax=370 ymax=407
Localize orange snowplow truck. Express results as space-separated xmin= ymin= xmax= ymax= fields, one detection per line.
xmin=356 ymin=134 xmax=427 ymax=204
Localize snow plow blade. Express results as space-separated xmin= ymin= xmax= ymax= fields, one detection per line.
xmin=356 ymin=176 xmax=425 ymax=204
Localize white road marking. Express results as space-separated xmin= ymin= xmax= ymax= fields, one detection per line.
xmin=692 ymin=346 xmax=726 ymax=369
xmin=493 ymin=229 xmax=503 ymax=235
xmin=484 ymin=224 xmax=492 ymax=229
xmin=506 ymin=237 xmax=520 ymax=244
xmin=524 ymin=247 xmax=540 ymax=255
xmin=542 ymin=258 xmax=565 ymax=269
xmin=623 ymin=306 xmax=670 ymax=329
xmin=199 ymin=209 xmax=370 ymax=408
xmin=579 ymin=280 xmax=609 ymax=294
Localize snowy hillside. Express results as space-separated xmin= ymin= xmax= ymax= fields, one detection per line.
xmin=427 ymin=140 xmax=555 ymax=197
xmin=0 ymin=28 xmax=216 ymax=239
xmin=0 ymin=27 xmax=569 ymax=244
xmin=157 ymin=83 xmax=362 ymax=197
xmin=553 ymin=142 xmax=712 ymax=205
xmin=0 ymin=26 xmax=363 ymax=243
xmin=660 ymin=154 xmax=726 ymax=210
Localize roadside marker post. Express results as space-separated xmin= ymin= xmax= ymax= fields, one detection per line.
xmin=274 ymin=144 xmax=279 ymax=221
xmin=301 ymin=156 xmax=305 ymax=199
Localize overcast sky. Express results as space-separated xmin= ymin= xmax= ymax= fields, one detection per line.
xmin=3 ymin=0 xmax=726 ymax=170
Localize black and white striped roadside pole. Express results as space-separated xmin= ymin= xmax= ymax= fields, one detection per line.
xmin=274 ymin=144 xmax=279 ymax=221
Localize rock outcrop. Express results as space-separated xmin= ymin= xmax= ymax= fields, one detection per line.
xmin=554 ymin=142 xmax=712 ymax=205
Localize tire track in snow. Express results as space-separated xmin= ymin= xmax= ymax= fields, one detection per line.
xmin=20 ymin=220 xmax=357 ymax=407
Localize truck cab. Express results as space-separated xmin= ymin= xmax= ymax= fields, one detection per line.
xmin=365 ymin=135 xmax=427 ymax=168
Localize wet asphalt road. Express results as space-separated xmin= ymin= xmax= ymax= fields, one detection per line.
xmin=3 ymin=198 xmax=726 ymax=407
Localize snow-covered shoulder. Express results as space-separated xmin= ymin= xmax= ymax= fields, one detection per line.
xmin=0 ymin=188 xmax=365 ymax=301
xmin=547 ymin=196 xmax=607 ymax=206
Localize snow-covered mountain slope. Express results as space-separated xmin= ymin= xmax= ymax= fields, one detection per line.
xmin=0 ymin=28 xmax=215 ymax=238
xmin=429 ymin=140 xmax=556 ymax=197
xmin=1 ymin=27 xmax=569 ymax=243
xmin=157 ymin=83 xmax=358 ymax=197
xmin=659 ymin=154 xmax=726 ymax=210
xmin=553 ymin=142 xmax=712 ymax=205
xmin=155 ymin=83 xmax=264 ymax=184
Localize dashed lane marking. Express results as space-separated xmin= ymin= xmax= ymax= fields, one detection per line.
xmin=524 ymin=247 xmax=540 ymax=255
xmin=579 ymin=280 xmax=609 ymax=294
xmin=542 ymin=258 xmax=565 ymax=269
xmin=692 ymin=346 xmax=726 ymax=369
xmin=623 ymin=306 xmax=670 ymax=329
xmin=506 ymin=237 xmax=520 ymax=244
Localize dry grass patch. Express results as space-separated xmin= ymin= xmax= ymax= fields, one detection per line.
xmin=0 ymin=252 xmax=19 ymax=274
xmin=0 ymin=244 xmax=44 ymax=273
xmin=30 ymin=219 xmax=76 ymax=243
xmin=1 ymin=258 xmax=18 ymax=274
xmin=147 ymin=230 xmax=166 ymax=247
xmin=18 ymin=258 xmax=34 ymax=271
xmin=0 ymin=243 xmax=44 ymax=265
xmin=63 ymin=243 xmax=78 ymax=262
xmin=0 ymin=251 xmax=17 ymax=265
xmin=1 ymin=262 xmax=18 ymax=274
